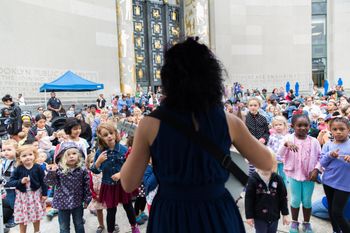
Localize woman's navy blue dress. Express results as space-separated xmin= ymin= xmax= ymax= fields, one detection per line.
xmin=147 ymin=106 xmax=246 ymax=233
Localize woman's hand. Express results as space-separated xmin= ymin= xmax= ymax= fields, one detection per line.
xmin=95 ymin=151 xmax=108 ymax=168
xmin=282 ymin=215 xmax=290 ymax=225
xmin=284 ymin=142 xmax=299 ymax=152
xmin=111 ymin=172 xmax=121 ymax=181
xmin=246 ymin=219 xmax=254 ymax=227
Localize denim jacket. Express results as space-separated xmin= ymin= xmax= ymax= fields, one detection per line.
xmin=90 ymin=143 xmax=127 ymax=185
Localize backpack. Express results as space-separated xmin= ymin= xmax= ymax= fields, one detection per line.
xmin=0 ymin=117 xmax=8 ymax=136
xmin=6 ymin=104 xmax=22 ymax=135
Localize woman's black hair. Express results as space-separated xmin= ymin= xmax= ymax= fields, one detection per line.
xmin=35 ymin=114 xmax=47 ymax=122
xmin=161 ymin=37 xmax=224 ymax=112
xmin=89 ymin=104 xmax=97 ymax=109
xmin=64 ymin=117 xmax=82 ymax=135
xmin=75 ymin=110 xmax=85 ymax=121
xmin=1 ymin=94 xmax=12 ymax=102
xmin=291 ymin=114 xmax=310 ymax=126
xmin=329 ymin=116 xmax=350 ymax=128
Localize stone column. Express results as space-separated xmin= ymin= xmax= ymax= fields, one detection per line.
xmin=116 ymin=0 xmax=136 ymax=94
xmin=184 ymin=0 xmax=210 ymax=45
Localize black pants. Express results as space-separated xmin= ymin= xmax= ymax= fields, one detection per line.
xmin=2 ymin=198 xmax=13 ymax=224
xmin=254 ymin=219 xmax=278 ymax=233
xmin=106 ymin=202 xmax=136 ymax=232
xmin=134 ymin=196 xmax=146 ymax=216
xmin=323 ymin=184 xmax=350 ymax=233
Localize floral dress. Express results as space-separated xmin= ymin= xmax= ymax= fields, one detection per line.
xmin=87 ymin=172 xmax=106 ymax=210
xmin=14 ymin=189 xmax=46 ymax=224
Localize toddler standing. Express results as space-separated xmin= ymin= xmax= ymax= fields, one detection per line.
xmin=45 ymin=141 xmax=91 ymax=233
xmin=267 ymin=116 xmax=288 ymax=184
xmin=245 ymin=167 xmax=289 ymax=233
xmin=278 ymin=114 xmax=321 ymax=233
xmin=7 ymin=145 xmax=47 ymax=233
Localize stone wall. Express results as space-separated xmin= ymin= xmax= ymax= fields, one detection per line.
xmin=0 ymin=0 xmax=120 ymax=99
xmin=210 ymin=0 xmax=313 ymax=92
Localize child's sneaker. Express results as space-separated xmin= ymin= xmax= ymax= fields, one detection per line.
xmin=140 ymin=212 xmax=149 ymax=221
xmin=96 ymin=226 xmax=104 ymax=233
xmin=136 ymin=215 xmax=146 ymax=225
xmin=289 ymin=221 xmax=299 ymax=233
xmin=46 ymin=208 xmax=58 ymax=221
xmin=301 ymin=222 xmax=313 ymax=233
xmin=131 ymin=225 xmax=140 ymax=233
xmin=114 ymin=224 xmax=120 ymax=233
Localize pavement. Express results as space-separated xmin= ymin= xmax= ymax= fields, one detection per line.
xmin=8 ymin=183 xmax=332 ymax=233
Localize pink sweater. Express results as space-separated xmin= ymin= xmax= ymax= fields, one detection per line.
xmin=278 ymin=134 xmax=321 ymax=181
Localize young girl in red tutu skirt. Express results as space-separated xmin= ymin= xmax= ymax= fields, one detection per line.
xmin=91 ymin=123 xmax=140 ymax=233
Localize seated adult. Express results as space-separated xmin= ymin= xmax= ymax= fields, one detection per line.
xmin=85 ymin=104 xmax=99 ymax=126
xmin=26 ymin=114 xmax=54 ymax=144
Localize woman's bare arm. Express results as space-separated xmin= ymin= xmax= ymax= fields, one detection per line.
xmin=120 ymin=117 xmax=159 ymax=192
xmin=226 ymin=113 xmax=274 ymax=171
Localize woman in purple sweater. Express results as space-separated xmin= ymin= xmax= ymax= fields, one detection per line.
xmin=320 ymin=117 xmax=350 ymax=233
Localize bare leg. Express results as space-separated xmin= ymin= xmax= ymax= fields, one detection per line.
xmin=97 ymin=210 xmax=105 ymax=228
xmin=291 ymin=207 xmax=300 ymax=221
xmin=302 ymin=207 xmax=312 ymax=222
xmin=19 ymin=223 xmax=27 ymax=233
xmin=33 ymin=220 xmax=41 ymax=232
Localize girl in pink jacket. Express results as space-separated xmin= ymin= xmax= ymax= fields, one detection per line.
xmin=278 ymin=114 xmax=321 ymax=233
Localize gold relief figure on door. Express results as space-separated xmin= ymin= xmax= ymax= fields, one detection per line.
xmin=136 ymin=54 xmax=144 ymax=63
xmin=152 ymin=9 xmax=160 ymax=19
xmin=153 ymin=24 xmax=161 ymax=34
xmin=155 ymin=69 xmax=161 ymax=79
xmin=134 ymin=5 xmax=141 ymax=16
xmin=137 ymin=68 xmax=144 ymax=79
xmin=171 ymin=11 xmax=177 ymax=21
xmin=134 ymin=22 xmax=143 ymax=32
xmin=155 ymin=54 xmax=161 ymax=64
xmin=171 ymin=26 xmax=179 ymax=37
xmin=154 ymin=39 xmax=162 ymax=49
xmin=135 ymin=37 xmax=142 ymax=48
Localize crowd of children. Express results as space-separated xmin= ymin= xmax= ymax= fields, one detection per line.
xmin=238 ymin=86 xmax=350 ymax=233
xmin=0 ymin=97 xmax=148 ymax=233
xmin=0 ymin=84 xmax=349 ymax=233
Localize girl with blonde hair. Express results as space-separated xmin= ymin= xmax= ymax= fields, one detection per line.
xmin=7 ymin=144 xmax=47 ymax=233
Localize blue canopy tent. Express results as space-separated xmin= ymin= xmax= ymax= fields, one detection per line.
xmin=39 ymin=70 xmax=104 ymax=105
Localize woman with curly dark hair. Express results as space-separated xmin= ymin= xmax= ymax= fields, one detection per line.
xmin=121 ymin=37 xmax=274 ymax=233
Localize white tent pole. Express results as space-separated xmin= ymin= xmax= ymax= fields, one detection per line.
xmin=45 ymin=90 xmax=47 ymax=109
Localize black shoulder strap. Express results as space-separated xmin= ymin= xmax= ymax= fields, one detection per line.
xmin=148 ymin=109 xmax=248 ymax=185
